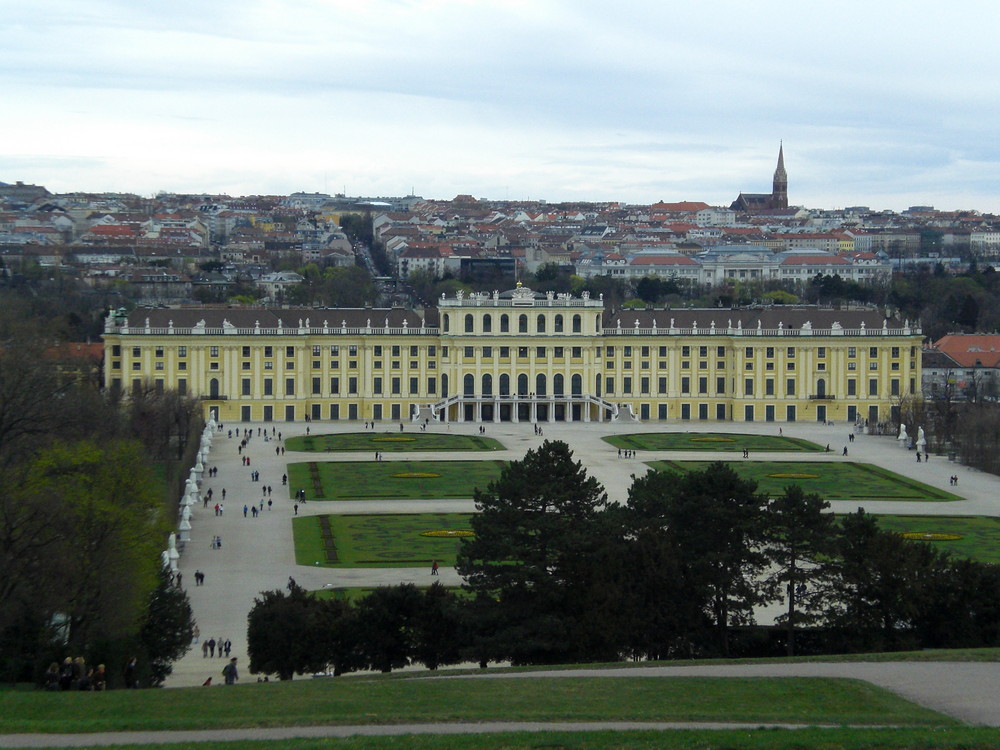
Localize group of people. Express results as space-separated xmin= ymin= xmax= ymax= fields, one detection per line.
xmin=201 ymin=636 xmax=233 ymax=659
xmin=44 ymin=657 xmax=112 ymax=691
xmin=617 ymin=448 xmax=637 ymax=458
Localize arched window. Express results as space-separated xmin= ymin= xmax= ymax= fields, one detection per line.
xmin=499 ymin=373 xmax=510 ymax=396
xmin=210 ymin=378 xmax=220 ymax=398
xmin=536 ymin=314 xmax=546 ymax=333
xmin=517 ymin=373 xmax=529 ymax=396
xmin=518 ymin=314 xmax=528 ymax=333
xmin=482 ymin=374 xmax=493 ymax=396
xmin=483 ymin=314 xmax=492 ymax=333
xmin=536 ymin=373 xmax=547 ymax=396
xmin=595 ymin=373 xmax=602 ymax=397
xmin=571 ymin=374 xmax=582 ymax=395
xmin=595 ymin=314 xmax=601 ymax=333
xmin=554 ymin=314 xmax=564 ymax=332
xmin=572 ymin=314 xmax=582 ymax=333
xmin=443 ymin=315 xmax=450 ymax=332
xmin=464 ymin=373 xmax=475 ymax=396
xmin=816 ymin=378 xmax=826 ymax=397
xmin=465 ymin=314 xmax=474 ymax=333
xmin=553 ymin=374 xmax=564 ymax=396
xmin=442 ymin=374 xmax=449 ymax=397
xmin=500 ymin=314 xmax=509 ymax=333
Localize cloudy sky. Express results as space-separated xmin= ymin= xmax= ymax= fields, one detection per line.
xmin=3 ymin=0 xmax=1000 ymax=211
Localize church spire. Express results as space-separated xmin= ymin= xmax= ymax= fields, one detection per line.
xmin=772 ymin=142 xmax=788 ymax=209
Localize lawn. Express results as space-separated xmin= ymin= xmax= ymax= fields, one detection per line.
xmin=873 ymin=515 xmax=1000 ymax=564
xmin=605 ymin=432 xmax=824 ymax=452
xmin=286 ymin=432 xmax=504 ymax=453
xmin=0 ymin=676 xmax=954 ymax=733
xmin=649 ymin=460 xmax=963 ymax=502
xmin=286 ymin=460 xmax=505 ymax=500
xmin=293 ymin=513 xmax=474 ymax=567
xmin=21 ymin=728 xmax=1000 ymax=750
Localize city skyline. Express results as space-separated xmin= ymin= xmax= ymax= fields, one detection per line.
xmin=3 ymin=1 xmax=1000 ymax=212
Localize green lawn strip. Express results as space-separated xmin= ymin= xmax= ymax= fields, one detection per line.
xmin=871 ymin=515 xmax=1000 ymax=564
xmin=287 ymin=460 xmax=504 ymax=501
xmin=314 ymin=586 xmax=470 ymax=603
xmin=0 ymin=677 xmax=953 ymax=733
xmin=53 ymin=728 xmax=1000 ymax=750
xmin=604 ymin=433 xmax=824 ymax=452
xmin=293 ymin=513 xmax=474 ymax=568
xmin=286 ymin=432 xmax=504 ymax=453
xmin=649 ymin=460 xmax=962 ymax=502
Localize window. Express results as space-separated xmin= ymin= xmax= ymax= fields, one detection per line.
xmin=658 ymin=377 xmax=667 ymax=393
xmin=787 ymin=347 xmax=795 ymax=358
xmin=870 ymin=347 xmax=878 ymax=358
xmin=607 ymin=346 xmax=615 ymax=357
xmin=518 ymin=346 xmax=528 ymax=358
xmin=848 ymin=362 xmax=857 ymax=371
xmin=349 ymin=377 xmax=358 ymax=394
xmin=483 ymin=346 xmax=492 ymax=358
xmin=410 ymin=345 xmax=418 ymax=356
xmin=572 ymin=346 xmax=581 ymax=358
xmin=623 ymin=377 xmax=632 ymax=394
xmin=465 ymin=314 xmax=474 ymax=332
xmin=112 ymin=345 xmax=121 ymax=357
xmin=264 ymin=378 xmax=273 ymax=396
xmin=374 ymin=377 xmax=383 ymax=394
xmin=869 ymin=379 xmax=878 ymax=396
xmin=640 ymin=377 xmax=649 ymax=394
xmin=682 ymin=346 xmax=690 ymax=357
xmin=464 ymin=346 xmax=474 ymax=358
xmin=847 ymin=347 xmax=856 ymax=357
xmin=132 ymin=346 xmax=141 ymax=357
xmin=374 ymin=345 xmax=383 ymax=357
xmin=391 ymin=377 xmax=400 ymax=395
xmin=312 ymin=345 xmax=321 ymax=356
xmin=717 ymin=376 xmax=725 ymax=394
xmin=264 ymin=361 xmax=273 ymax=370
xmin=554 ymin=314 xmax=564 ymax=332
xmin=155 ymin=346 xmax=164 ymax=358
xmin=427 ymin=377 xmax=436 ymax=394
xmin=330 ymin=377 xmax=340 ymax=394
xmin=817 ymin=347 xmax=826 ymax=358
xmin=242 ymin=378 xmax=251 ymax=396
xmin=392 ymin=346 xmax=400 ymax=357
xmin=891 ymin=379 xmax=900 ymax=396
xmin=519 ymin=315 xmax=528 ymax=333
xmin=178 ymin=379 xmax=186 ymax=395
xmin=286 ymin=346 xmax=295 ymax=358
xmin=500 ymin=346 xmax=510 ymax=358
xmin=869 ymin=362 xmax=878 ymax=370
xmin=428 ymin=346 xmax=436 ymax=356
xmin=766 ymin=347 xmax=774 ymax=358
xmin=605 ymin=377 xmax=615 ymax=394
xmin=312 ymin=360 xmax=320 ymax=369
xmin=536 ymin=314 xmax=546 ymax=332
xmin=745 ymin=378 xmax=754 ymax=396
xmin=154 ymin=362 xmax=164 ymax=371
xmin=681 ymin=376 xmax=690 ymax=394
xmin=847 ymin=379 xmax=856 ymax=396
xmin=717 ymin=346 xmax=725 ymax=357
xmin=285 ymin=378 xmax=295 ymax=396
xmin=210 ymin=346 xmax=219 ymax=357
xmin=536 ymin=347 xmax=546 ymax=359
xmin=410 ymin=377 xmax=418 ymax=394
xmin=311 ymin=377 xmax=321 ymax=395
xmin=554 ymin=347 xmax=564 ymax=358
xmin=698 ymin=377 xmax=708 ymax=394
xmin=374 ymin=361 xmax=382 ymax=369
xmin=765 ymin=378 xmax=774 ymax=396
xmin=483 ymin=315 xmax=492 ymax=333
xmin=132 ymin=362 xmax=141 ymax=370
xmin=625 ymin=346 xmax=633 ymax=357
xmin=659 ymin=346 xmax=667 ymax=357
xmin=331 ymin=345 xmax=340 ymax=355
xmin=264 ymin=346 xmax=273 ymax=357
xmin=349 ymin=345 xmax=357 ymax=356
xmin=745 ymin=347 xmax=753 ymax=358
xmin=786 ymin=378 xmax=795 ymax=396
xmin=500 ymin=314 xmax=510 ymax=333
xmin=572 ymin=314 xmax=581 ymax=333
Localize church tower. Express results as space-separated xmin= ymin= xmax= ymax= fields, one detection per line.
xmin=771 ymin=142 xmax=788 ymax=209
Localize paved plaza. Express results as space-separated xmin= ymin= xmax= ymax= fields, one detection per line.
xmin=168 ymin=417 xmax=1000 ymax=692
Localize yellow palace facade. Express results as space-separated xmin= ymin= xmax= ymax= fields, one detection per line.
xmin=103 ymin=286 xmax=922 ymax=426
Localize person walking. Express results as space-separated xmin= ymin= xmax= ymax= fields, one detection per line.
xmin=207 ymin=637 xmax=216 ymax=658
xmin=431 ymin=560 xmax=439 ymax=576
xmin=222 ymin=657 xmax=239 ymax=685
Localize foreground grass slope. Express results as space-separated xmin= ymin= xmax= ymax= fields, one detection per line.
xmin=0 ymin=676 xmax=952 ymax=734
